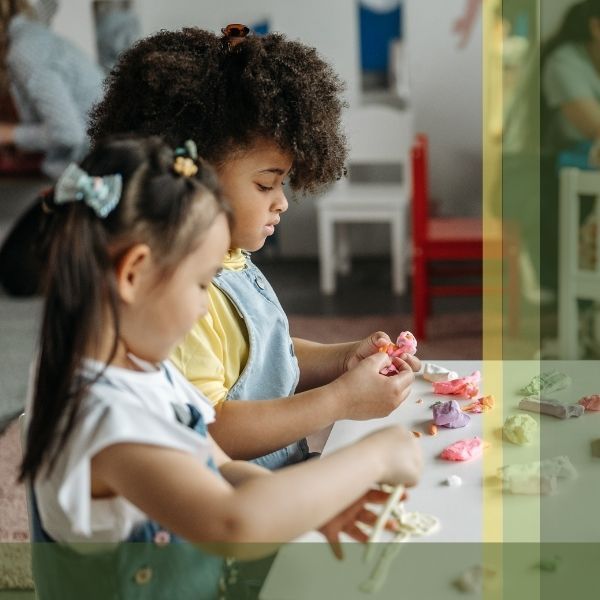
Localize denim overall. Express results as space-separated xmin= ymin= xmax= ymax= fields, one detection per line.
xmin=30 ymin=403 xmax=232 ymax=600
xmin=213 ymin=255 xmax=308 ymax=469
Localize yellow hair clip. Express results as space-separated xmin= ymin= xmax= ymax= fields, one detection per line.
xmin=173 ymin=156 xmax=198 ymax=177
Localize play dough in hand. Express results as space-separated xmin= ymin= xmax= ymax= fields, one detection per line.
xmin=379 ymin=331 xmax=417 ymax=375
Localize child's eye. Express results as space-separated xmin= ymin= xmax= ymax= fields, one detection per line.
xmin=256 ymin=183 xmax=273 ymax=192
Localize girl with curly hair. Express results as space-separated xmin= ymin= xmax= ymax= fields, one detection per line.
xmin=90 ymin=25 xmax=421 ymax=470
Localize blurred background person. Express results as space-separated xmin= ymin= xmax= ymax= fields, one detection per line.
xmin=0 ymin=0 xmax=103 ymax=179
xmin=92 ymin=0 xmax=141 ymax=73
xmin=542 ymin=0 xmax=600 ymax=153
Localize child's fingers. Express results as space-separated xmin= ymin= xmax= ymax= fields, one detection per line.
xmin=390 ymin=357 xmax=412 ymax=373
xmin=325 ymin=532 xmax=343 ymax=560
xmin=362 ymin=488 xmax=391 ymax=503
xmin=365 ymin=351 xmax=393 ymax=371
xmin=401 ymin=354 xmax=421 ymax=372
xmin=355 ymin=508 xmax=379 ymax=526
xmin=363 ymin=488 xmax=408 ymax=504
xmin=343 ymin=523 xmax=370 ymax=543
xmin=370 ymin=331 xmax=391 ymax=349
xmin=355 ymin=509 xmax=401 ymax=532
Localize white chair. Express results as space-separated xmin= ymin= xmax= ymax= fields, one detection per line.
xmin=558 ymin=167 xmax=600 ymax=358
xmin=316 ymin=104 xmax=412 ymax=295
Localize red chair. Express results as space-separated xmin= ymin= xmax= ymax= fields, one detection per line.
xmin=411 ymin=133 xmax=520 ymax=339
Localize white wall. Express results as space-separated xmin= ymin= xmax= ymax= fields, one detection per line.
xmin=405 ymin=0 xmax=482 ymax=217
xmin=51 ymin=0 xmax=96 ymax=59
xmin=138 ymin=0 xmax=361 ymax=105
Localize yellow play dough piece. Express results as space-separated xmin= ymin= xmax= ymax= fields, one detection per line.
xmin=503 ymin=414 xmax=538 ymax=445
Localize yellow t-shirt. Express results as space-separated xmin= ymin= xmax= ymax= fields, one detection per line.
xmin=170 ymin=249 xmax=249 ymax=406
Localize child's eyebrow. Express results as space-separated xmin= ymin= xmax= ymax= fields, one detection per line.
xmin=256 ymin=168 xmax=287 ymax=175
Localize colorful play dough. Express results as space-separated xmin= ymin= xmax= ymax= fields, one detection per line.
xmin=463 ymin=395 xmax=495 ymax=413
xmin=440 ymin=437 xmax=485 ymax=461
xmin=379 ymin=331 xmax=417 ymax=375
xmin=433 ymin=371 xmax=481 ymax=399
xmin=499 ymin=455 xmax=578 ymax=481
xmin=433 ymin=400 xmax=471 ymax=429
xmin=395 ymin=511 xmax=440 ymax=537
xmin=453 ymin=565 xmax=497 ymax=594
xmin=444 ymin=475 xmax=463 ymax=487
xmin=422 ymin=362 xmax=459 ymax=383
xmin=503 ymin=414 xmax=538 ymax=445
xmin=518 ymin=396 xmax=583 ymax=419
xmin=579 ymin=395 xmax=600 ymax=411
xmin=498 ymin=456 xmax=577 ymax=495
xmin=519 ymin=371 xmax=572 ymax=396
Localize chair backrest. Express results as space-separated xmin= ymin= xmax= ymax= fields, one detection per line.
xmin=344 ymin=105 xmax=413 ymax=191
xmin=411 ymin=133 xmax=429 ymax=247
xmin=346 ymin=104 xmax=413 ymax=164
xmin=560 ymin=167 xmax=600 ymax=278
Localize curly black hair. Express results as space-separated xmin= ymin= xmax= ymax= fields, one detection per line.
xmin=89 ymin=28 xmax=348 ymax=193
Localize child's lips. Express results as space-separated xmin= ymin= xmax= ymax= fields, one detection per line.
xmin=265 ymin=219 xmax=280 ymax=235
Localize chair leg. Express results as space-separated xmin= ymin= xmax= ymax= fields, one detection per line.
xmin=413 ymin=253 xmax=427 ymax=339
xmin=391 ymin=214 xmax=406 ymax=295
xmin=318 ymin=212 xmax=336 ymax=295
xmin=336 ymin=223 xmax=352 ymax=275
xmin=507 ymin=243 xmax=520 ymax=337
xmin=558 ymin=295 xmax=579 ymax=359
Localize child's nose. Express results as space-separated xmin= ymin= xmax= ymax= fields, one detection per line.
xmin=274 ymin=189 xmax=288 ymax=213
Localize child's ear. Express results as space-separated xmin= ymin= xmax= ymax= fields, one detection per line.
xmin=115 ymin=244 xmax=153 ymax=304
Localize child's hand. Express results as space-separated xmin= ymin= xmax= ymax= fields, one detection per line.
xmin=333 ymin=352 xmax=415 ymax=420
xmin=364 ymin=424 xmax=423 ymax=488
xmin=318 ymin=488 xmax=407 ymax=560
xmin=344 ymin=331 xmax=421 ymax=373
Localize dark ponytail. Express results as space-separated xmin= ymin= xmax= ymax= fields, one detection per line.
xmin=20 ymin=136 xmax=228 ymax=482
xmin=542 ymin=0 xmax=600 ymax=64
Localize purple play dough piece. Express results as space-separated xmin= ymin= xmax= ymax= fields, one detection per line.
xmin=433 ymin=400 xmax=471 ymax=428
xmin=518 ymin=396 xmax=584 ymax=419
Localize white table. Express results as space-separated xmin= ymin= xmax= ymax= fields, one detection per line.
xmin=260 ymin=360 xmax=600 ymax=600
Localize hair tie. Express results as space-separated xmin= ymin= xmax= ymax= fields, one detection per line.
xmin=173 ymin=140 xmax=199 ymax=177
xmin=54 ymin=163 xmax=122 ymax=218
xmin=221 ymin=23 xmax=250 ymax=50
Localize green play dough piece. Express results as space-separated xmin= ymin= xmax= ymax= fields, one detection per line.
xmin=503 ymin=414 xmax=538 ymax=445
xmin=591 ymin=439 xmax=600 ymax=458
xmin=519 ymin=371 xmax=571 ymax=396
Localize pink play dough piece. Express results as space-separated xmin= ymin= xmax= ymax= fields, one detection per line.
xmin=433 ymin=371 xmax=481 ymax=399
xmin=440 ymin=437 xmax=485 ymax=461
xmin=579 ymin=395 xmax=600 ymax=411
xmin=380 ymin=331 xmax=417 ymax=375
xmin=394 ymin=331 xmax=417 ymax=355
